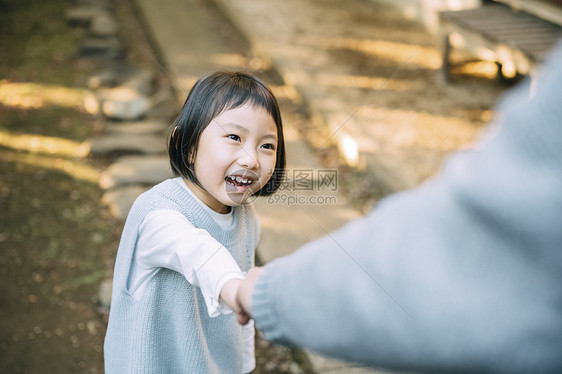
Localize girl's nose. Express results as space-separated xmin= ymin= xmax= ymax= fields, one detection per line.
xmin=237 ymin=147 xmax=259 ymax=170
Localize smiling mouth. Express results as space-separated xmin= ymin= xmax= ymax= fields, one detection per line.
xmin=225 ymin=175 xmax=254 ymax=187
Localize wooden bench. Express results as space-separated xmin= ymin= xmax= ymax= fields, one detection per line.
xmin=440 ymin=1 xmax=562 ymax=80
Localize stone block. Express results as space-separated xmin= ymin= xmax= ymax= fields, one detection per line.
xmin=85 ymin=83 xmax=157 ymax=120
xmin=66 ymin=6 xmax=103 ymax=26
xmin=89 ymin=13 xmax=118 ymax=37
xmin=87 ymin=65 xmax=135 ymax=90
xmin=102 ymin=185 xmax=148 ymax=220
xmin=99 ymin=155 xmax=172 ymax=189
xmin=99 ymin=87 xmax=151 ymax=120
xmin=76 ymin=0 xmax=112 ymax=10
xmin=80 ymin=36 xmax=123 ymax=58
xmin=105 ymin=119 xmax=170 ymax=135
xmin=88 ymin=133 xmax=167 ymax=156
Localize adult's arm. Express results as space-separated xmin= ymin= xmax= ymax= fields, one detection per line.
xmin=248 ymin=45 xmax=562 ymax=374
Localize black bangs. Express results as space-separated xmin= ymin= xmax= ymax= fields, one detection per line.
xmin=209 ymin=72 xmax=281 ymax=122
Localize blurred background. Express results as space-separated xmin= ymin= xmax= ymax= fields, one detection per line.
xmin=1 ymin=0 xmax=560 ymax=373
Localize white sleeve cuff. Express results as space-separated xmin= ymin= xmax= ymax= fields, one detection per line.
xmin=206 ymin=272 xmax=245 ymax=317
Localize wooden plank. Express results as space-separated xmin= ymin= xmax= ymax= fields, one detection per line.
xmin=487 ymin=29 xmax=562 ymax=38
xmin=517 ymin=38 xmax=562 ymax=47
xmin=461 ymin=15 xmax=553 ymax=25
xmin=441 ymin=5 xmax=562 ymax=43
xmin=478 ymin=32 xmax=560 ymax=46
xmin=474 ymin=25 xmax=559 ymax=34
xmin=493 ymin=0 xmax=562 ymax=27
xmin=443 ymin=11 xmax=540 ymax=31
xmin=446 ymin=11 xmax=545 ymax=27
xmin=462 ymin=20 xmax=542 ymax=29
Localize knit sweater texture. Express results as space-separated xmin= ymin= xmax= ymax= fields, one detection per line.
xmin=104 ymin=179 xmax=258 ymax=374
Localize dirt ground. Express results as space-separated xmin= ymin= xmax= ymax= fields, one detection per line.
xmin=0 ymin=1 xmax=120 ymax=372
xmin=0 ymin=0 xmax=517 ymax=373
xmin=0 ymin=0 xmax=311 ymax=373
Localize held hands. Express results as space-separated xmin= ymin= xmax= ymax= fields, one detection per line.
xmin=236 ymin=267 xmax=264 ymax=320
xmin=219 ymin=267 xmax=264 ymax=325
xmin=220 ymin=278 xmax=250 ymax=325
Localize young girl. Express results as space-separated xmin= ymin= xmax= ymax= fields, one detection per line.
xmin=104 ymin=71 xmax=286 ymax=373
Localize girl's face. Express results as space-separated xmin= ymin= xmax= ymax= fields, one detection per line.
xmin=185 ymin=104 xmax=278 ymax=213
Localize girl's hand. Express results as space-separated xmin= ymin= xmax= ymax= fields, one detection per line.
xmin=235 ymin=267 xmax=264 ymax=321
xmin=220 ymin=278 xmax=251 ymax=325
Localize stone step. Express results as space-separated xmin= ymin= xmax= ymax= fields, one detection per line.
xmin=89 ymin=12 xmax=118 ymax=37
xmin=105 ymin=119 xmax=171 ymax=135
xmin=79 ymin=36 xmax=123 ymax=58
xmin=88 ymin=133 xmax=168 ymax=157
xmin=84 ymin=86 xmax=151 ymax=121
xmin=66 ymin=5 xmax=109 ymax=26
xmin=88 ymin=66 xmax=156 ymax=94
xmin=85 ymin=90 xmax=177 ymax=121
xmin=87 ymin=65 xmax=137 ymax=90
xmin=101 ymin=184 xmax=148 ymax=221
xmin=99 ymin=155 xmax=173 ymax=189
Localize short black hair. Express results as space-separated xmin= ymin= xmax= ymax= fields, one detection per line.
xmin=168 ymin=71 xmax=286 ymax=197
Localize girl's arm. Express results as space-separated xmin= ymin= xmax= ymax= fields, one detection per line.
xmin=220 ymin=278 xmax=250 ymax=324
xmin=134 ymin=209 xmax=244 ymax=317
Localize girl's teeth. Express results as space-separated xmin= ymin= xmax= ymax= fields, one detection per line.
xmin=227 ymin=175 xmax=252 ymax=185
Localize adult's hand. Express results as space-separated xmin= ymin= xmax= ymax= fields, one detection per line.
xmin=236 ymin=267 xmax=264 ymax=321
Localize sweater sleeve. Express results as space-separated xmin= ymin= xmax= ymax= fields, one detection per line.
xmin=252 ymin=44 xmax=562 ymax=373
xmin=133 ymin=209 xmax=244 ymax=317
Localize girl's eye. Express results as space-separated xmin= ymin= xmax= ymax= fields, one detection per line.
xmin=261 ymin=143 xmax=276 ymax=150
xmin=227 ymin=134 xmax=241 ymax=142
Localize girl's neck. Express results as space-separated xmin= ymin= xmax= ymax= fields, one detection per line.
xmin=182 ymin=178 xmax=231 ymax=214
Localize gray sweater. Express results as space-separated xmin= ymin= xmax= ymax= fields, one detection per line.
xmin=104 ymin=179 xmax=258 ymax=373
xmin=252 ymin=44 xmax=562 ymax=373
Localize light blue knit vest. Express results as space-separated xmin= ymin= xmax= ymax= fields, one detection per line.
xmin=104 ymin=178 xmax=258 ymax=374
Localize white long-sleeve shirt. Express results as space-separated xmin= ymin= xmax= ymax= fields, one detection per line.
xmin=129 ymin=178 xmax=255 ymax=372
